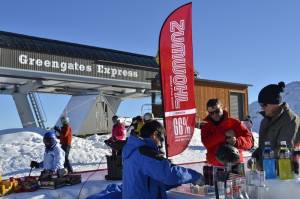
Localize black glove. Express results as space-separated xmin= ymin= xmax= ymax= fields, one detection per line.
xmin=57 ymin=168 xmax=68 ymax=177
xmin=247 ymin=158 xmax=257 ymax=170
xmin=53 ymin=126 xmax=60 ymax=132
xmin=192 ymin=174 xmax=205 ymax=186
xmin=104 ymin=139 xmax=114 ymax=147
xmin=30 ymin=161 xmax=40 ymax=168
xmin=39 ymin=170 xmax=54 ymax=180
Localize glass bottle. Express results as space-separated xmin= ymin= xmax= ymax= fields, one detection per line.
xmin=225 ymin=180 xmax=234 ymax=199
xmin=239 ymin=177 xmax=249 ymax=199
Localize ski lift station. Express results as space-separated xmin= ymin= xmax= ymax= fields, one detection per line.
xmin=0 ymin=31 xmax=159 ymax=135
xmin=0 ymin=31 xmax=251 ymax=135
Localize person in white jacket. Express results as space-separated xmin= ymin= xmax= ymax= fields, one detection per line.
xmin=30 ymin=131 xmax=65 ymax=177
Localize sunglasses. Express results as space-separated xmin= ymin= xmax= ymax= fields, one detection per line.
xmin=260 ymin=103 xmax=268 ymax=108
xmin=155 ymin=130 xmax=165 ymax=142
xmin=208 ymin=108 xmax=221 ymax=115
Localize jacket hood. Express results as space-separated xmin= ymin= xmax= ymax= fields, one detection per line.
xmin=123 ymin=136 xmax=157 ymax=160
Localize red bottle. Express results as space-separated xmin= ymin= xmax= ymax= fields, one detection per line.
xmin=292 ymin=143 xmax=300 ymax=177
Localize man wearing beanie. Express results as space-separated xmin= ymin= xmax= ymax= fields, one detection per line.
xmin=251 ymin=81 xmax=300 ymax=169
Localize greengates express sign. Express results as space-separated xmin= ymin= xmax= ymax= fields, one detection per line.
xmin=0 ymin=48 xmax=155 ymax=82
xmin=18 ymin=54 xmax=138 ymax=78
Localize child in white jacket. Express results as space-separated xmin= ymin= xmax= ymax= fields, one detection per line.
xmin=30 ymin=131 xmax=65 ymax=177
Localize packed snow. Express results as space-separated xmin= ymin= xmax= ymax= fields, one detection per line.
xmin=0 ymin=127 xmax=256 ymax=179
xmin=0 ymin=128 xmax=206 ymax=179
xmin=0 ymin=128 xmax=111 ymax=178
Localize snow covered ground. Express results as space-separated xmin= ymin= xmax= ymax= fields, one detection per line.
xmin=0 ymin=128 xmax=207 ymax=179
xmin=0 ymin=127 xmax=257 ymax=198
xmin=0 ymin=128 xmax=111 ymax=178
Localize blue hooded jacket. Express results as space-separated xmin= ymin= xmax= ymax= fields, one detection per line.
xmin=122 ymin=135 xmax=201 ymax=199
xmin=86 ymin=184 xmax=122 ymax=199
xmin=40 ymin=141 xmax=65 ymax=172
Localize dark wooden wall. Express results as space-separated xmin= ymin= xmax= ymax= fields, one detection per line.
xmin=152 ymin=79 xmax=249 ymax=121
xmin=194 ymin=80 xmax=248 ymax=120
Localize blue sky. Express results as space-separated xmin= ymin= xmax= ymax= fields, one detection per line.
xmin=1 ymin=0 xmax=300 ymax=129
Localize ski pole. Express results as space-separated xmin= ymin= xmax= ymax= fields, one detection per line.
xmin=28 ymin=167 xmax=33 ymax=177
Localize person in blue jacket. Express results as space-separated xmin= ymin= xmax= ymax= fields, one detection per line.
xmin=30 ymin=131 xmax=65 ymax=177
xmin=122 ymin=120 xmax=204 ymax=199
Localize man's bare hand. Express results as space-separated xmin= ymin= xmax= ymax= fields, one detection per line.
xmin=225 ymin=130 xmax=235 ymax=137
xmin=226 ymin=136 xmax=237 ymax=145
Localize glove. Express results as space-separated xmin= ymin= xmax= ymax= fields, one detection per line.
xmin=247 ymin=158 xmax=256 ymax=170
xmin=53 ymin=126 xmax=60 ymax=132
xmin=192 ymin=175 xmax=205 ymax=186
xmin=30 ymin=161 xmax=40 ymax=168
xmin=39 ymin=170 xmax=54 ymax=180
xmin=57 ymin=168 xmax=68 ymax=177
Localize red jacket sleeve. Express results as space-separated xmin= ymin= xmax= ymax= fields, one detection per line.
xmin=201 ymin=124 xmax=226 ymax=149
xmin=233 ymin=120 xmax=254 ymax=150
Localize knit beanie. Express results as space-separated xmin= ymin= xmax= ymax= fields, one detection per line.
xmin=258 ymin=81 xmax=285 ymax=104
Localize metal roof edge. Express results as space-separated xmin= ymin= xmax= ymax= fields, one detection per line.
xmin=0 ymin=30 xmax=157 ymax=61
xmin=195 ymin=78 xmax=252 ymax=87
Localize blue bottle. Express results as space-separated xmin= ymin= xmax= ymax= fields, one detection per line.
xmin=262 ymin=141 xmax=277 ymax=179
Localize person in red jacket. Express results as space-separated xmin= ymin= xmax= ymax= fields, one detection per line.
xmin=111 ymin=115 xmax=126 ymax=141
xmin=201 ymin=98 xmax=253 ymax=168
xmin=54 ymin=116 xmax=73 ymax=173
xmin=105 ymin=115 xmax=127 ymax=156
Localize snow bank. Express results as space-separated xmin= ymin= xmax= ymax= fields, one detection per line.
xmin=0 ymin=128 xmax=207 ymax=178
xmin=0 ymin=130 xmax=112 ymax=178
xmin=0 ymin=127 xmax=256 ymax=179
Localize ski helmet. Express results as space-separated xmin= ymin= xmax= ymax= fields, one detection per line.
xmin=143 ymin=112 xmax=154 ymax=122
xmin=216 ymin=144 xmax=240 ymax=164
xmin=43 ymin=131 xmax=56 ymax=148
xmin=61 ymin=116 xmax=70 ymax=125
xmin=44 ymin=131 xmax=56 ymax=139
xmin=112 ymin=115 xmax=119 ymax=120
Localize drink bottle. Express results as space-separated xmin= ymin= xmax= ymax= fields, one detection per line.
xmin=239 ymin=177 xmax=249 ymax=199
xmin=278 ymin=141 xmax=293 ymax=180
xmin=225 ymin=180 xmax=234 ymax=199
xmin=292 ymin=143 xmax=300 ymax=178
xmin=262 ymin=141 xmax=277 ymax=179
